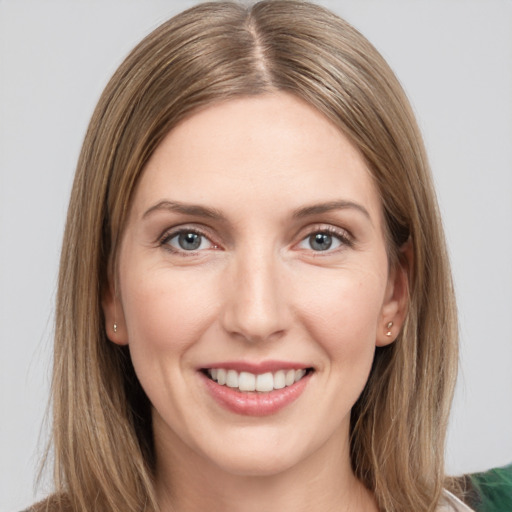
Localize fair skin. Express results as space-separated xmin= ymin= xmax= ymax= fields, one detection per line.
xmin=104 ymin=93 xmax=409 ymax=512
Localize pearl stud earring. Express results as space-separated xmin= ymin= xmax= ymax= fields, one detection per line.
xmin=386 ymin=321 xmax=393 ymax=337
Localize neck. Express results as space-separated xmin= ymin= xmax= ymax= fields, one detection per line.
xmin=154 ymin=419 xmax=377 ymax=512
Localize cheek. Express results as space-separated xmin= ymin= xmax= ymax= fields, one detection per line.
xmin=119 ymin=267 xmax=223 ymax=421
xmin=120 ymin=267 xmax=220 ymax=354
xmin=294 ymin=267 xmax=387 ymax=360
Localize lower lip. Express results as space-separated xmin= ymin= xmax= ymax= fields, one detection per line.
xmin=201 ymin=372 xmax=311 ymax=416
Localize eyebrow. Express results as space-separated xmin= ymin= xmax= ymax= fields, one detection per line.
xmin=292 ymin=200 xmax=372 ymax=222
xmin=142 ymin=199 xmax=371 ymax=224
xmin=142 ymin=200 xmax=227 ymax=221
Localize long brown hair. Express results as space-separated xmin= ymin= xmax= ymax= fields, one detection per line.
xmin=41 ymin=2 xmax=458 ymax=511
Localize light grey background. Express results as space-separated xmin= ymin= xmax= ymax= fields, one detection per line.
xmin=1 ymin=1 xmax=511 ymax=511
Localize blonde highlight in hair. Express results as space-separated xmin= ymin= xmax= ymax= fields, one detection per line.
xmin=42 ymin=2 xmax=458 ymax=511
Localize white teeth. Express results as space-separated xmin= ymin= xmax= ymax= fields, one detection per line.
xmin=238 ymin=371 xmax=256 ymax=391
xmin=273 ymin=370 xmax=286 ymax=389
xmin=226 ymin=369 xmax=238 ymax=388
xmin=285 ymin=369 xmax=295 ymax=386
xmin=295 ymin=369 xmax=306 ymax=382
xmin=256 ymin=372 xmax=274 ymax=392
xmin=217 ymin=368 xmax=227 ymax=385
xmin=207 ymin=368 xmax=309 ymax=392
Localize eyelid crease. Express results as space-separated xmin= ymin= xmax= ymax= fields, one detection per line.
xmin=297 ymin=223 xmax=353 ymax=242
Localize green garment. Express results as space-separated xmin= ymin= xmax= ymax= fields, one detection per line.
xmin=467 ymin=463 xmax=512 ymax=512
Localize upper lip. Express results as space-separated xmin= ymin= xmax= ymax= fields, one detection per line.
xmin=199 ymin=360 xmax=311 ymax=374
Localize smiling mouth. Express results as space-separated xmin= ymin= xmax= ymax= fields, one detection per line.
xmin=203 ymin=368 xmax=313 ymax=393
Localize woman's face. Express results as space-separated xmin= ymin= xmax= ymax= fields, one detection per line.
xmin=104 ymin=93 xmax=407 ymax=477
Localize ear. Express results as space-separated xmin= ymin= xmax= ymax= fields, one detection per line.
xmin=376 ymin=238 xmax=413 ymax=347
xmin=102 ymin=273 xmax=129 ymax=346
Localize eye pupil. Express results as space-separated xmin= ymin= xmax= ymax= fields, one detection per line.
xmin=178 ymin=232 xmax=201 ymax=250
xmin=310 ymin=233 xmax=332 ymax=251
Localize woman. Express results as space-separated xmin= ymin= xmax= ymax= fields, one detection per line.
xmin=32 ymin=1 xmax=473 ymax=511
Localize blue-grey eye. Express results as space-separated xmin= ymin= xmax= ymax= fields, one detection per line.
xmin=164 ymin=231 xmax=213 ymax=252
xmin=309 ymin=232 xmax=333 ymax=251
xmin=297 ymin=230 xmax=345 ymax=252
xmin=178 ymin=232 xmax=202 ymax=250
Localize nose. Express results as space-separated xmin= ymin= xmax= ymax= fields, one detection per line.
xmin=220 ymin=249 xmax=289 ymax=343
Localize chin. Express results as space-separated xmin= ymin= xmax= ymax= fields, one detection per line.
xmin=212 ymin=450 xmax=302 ymax=478
xmin=193 ymin=427 xmax=321 ymax=479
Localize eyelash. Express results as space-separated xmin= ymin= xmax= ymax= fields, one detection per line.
xmin=159 ymin=227 xmax=217 ymax=256
xmin=158 ymin=225 xmax=353 ymax=255
xmin=296 ymin=225 xmax=353 ymax=254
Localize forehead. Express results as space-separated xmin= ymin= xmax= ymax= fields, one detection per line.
xmin=130 ymin=92 xmax=383 ymax=225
